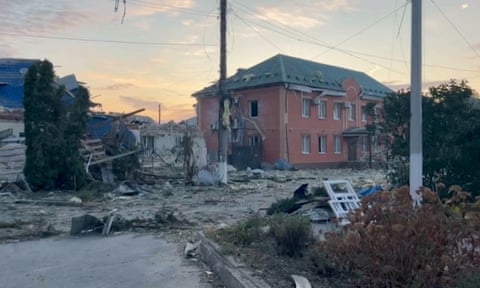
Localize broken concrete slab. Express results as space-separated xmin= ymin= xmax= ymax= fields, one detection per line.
xmin=70 ymin=214 xmax=103 ymax=236
xmin=185 ymin=240 xmax=201 ymax=258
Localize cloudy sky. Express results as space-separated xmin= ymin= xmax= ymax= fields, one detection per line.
xmin=1 ymin=0 xmax=479 ymax=122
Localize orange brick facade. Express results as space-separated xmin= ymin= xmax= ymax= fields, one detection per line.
xmin=196 ymin=78 xmax=383 ymax=169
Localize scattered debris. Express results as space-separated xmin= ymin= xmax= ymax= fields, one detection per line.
xmin=323 ymin=180 xmax=360 ymax=224
xmin=293 ymin=183 xmax=309 ymax=199
xmin=291 ymin=274 xmax=312 ymax=288
xmin=68 ymin=196 xmax=82 ymax=205
xmin=195 ymin=169 xmax=217 ymax=185
xmin=184 ymin=240 xmax=201 ymax=258
xmin=102 ymin=209 xmax=118 ymax=236
xmin=246 ymin=167 xmax=265 ymax=178
xmin=273 ymin=158 xmax=292 ymax=171
xmin=113 ymin=182 xmax=140 ymax=196
xmin=70 ymin=214 xmax=104 ymax=236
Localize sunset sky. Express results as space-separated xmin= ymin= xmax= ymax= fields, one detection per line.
xmin=1 ymin=0 xmax=479 ymax=122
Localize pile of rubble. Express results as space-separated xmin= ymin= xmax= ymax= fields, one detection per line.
xmin=0 ymin=167 xmax=387 ymax=242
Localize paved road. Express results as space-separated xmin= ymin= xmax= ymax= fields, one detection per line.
xmin=0 ymin=233 xmax=214 ymax=288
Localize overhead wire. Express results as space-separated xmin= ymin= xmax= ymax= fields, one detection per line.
xmin=231 ymin=1 xmax=407 ymax=76
xmin=311 ymin=2 xmax=409 ymax=59
xmin=127 ymin=0 xmax=214 ymax=17
xmin=429 ymin=0 xmax=480 ymax=59
xmin=0 ymin=31 xmax=216 ymax=46
xmin=232 ymin=1 xmax=478 ymax=77
xmin=231 ymin=11 xmax=284 ymax=52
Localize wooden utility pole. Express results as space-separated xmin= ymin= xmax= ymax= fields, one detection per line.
xmin=217 ymin=0 xmax=228 ymax=184
xmin=410 ymin=0 xmax=423 ymax=205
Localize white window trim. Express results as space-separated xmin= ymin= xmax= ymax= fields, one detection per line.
xmin=361 ymin=106 xmax=367 ymax=122
xmin=301 ymin=135 xmax=311 ymax=154
xmin=318 ymin=135 xmax=326 ymax=154
xmin=317 ymin=100 xmax=326 ymax=119
xmin=348 ymin=104 xmax=355 ymax=121
xmin=333 ymin=102 xmax=342 ymax=120
xmin=334 ymin=135 xmax=341 ymax=154
xmin=301 ymin=98 xmax=311 ymax=118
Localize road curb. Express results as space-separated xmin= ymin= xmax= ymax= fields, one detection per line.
xmin=195 ymin=231 xmax=272 ymax=288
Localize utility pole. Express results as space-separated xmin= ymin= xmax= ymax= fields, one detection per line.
xmin=410 ymin=0 xmax=423 ymax=205
xmin=217 ymin=0 xmax=228 ymax=184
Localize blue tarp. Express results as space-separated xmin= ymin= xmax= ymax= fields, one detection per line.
xmin=358 ymin=185 xmax=383 ymax=196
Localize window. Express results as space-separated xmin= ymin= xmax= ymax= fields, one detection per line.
xmin=333 ymin=103 xmax=342 ymax=120
xmin=317 ymin=100 xmax=326 ymax=119
xmin=301 ymin=98 xmax=310 ymax=118
xmin=333 ymin=135 xmax=341 ymax=154
xmin=301 ymin=135 xmax=310 ymax=154
xmin=143 ymin=136 xmax=154 ymax=149
xmin=361 ymin=106 xmax=367 ymax=122
xmin=249 ymin=135 xmax=260 ymax=146
xmin=318 ymin=135 xmax=326 ymax=153
xmin=348 ymin=103 xmax=356 ymax=121
xmin=361 ymin=136 xmax=368 ymax=153
xmin=249 ymin=100 xmax=258 ymax=117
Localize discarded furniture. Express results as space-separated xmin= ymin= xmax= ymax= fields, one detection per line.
xmin=322 ymin=180 xmax=360 ymax=224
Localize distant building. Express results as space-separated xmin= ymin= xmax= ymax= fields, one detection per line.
xmin=0 ymin=58 xmax=77 ymax=137
xmin=193 ymin=54 xmax=392 ymax=169
xmin=0 ymin=58 xmax=39 ymax=110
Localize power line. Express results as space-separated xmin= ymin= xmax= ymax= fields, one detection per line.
xmin=0 ymin=31 xmax=216 ymax=46
xmin=128 ymin=0 xmax=214 ymax=17
xmin=231 ymin=2 xmax=407 ymax=76
xmin=311 ymin=2 xmax=409 ymax=59
xmin=232 ymin=12 xmax=284 ymax=52
xmin=231 ymin=2 xmax=479 ymax=76
xmin=429 ymin=0 xmax=480 ymax=59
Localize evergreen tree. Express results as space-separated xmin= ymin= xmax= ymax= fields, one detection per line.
xmin=58 ymin=86 xmax=90 ymax=189
xmin=23 ymin=60 xmax=90 ymax=191
xmin=23 ymin=60 xmax=65 ymax=190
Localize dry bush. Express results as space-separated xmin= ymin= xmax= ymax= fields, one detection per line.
xmin=318 ymin=186 xmax=480 ymax=287
xmin=218 ymin=213 xmax=266 ymax=247
xmin=270 ymin=213 xmax=312 ymax=257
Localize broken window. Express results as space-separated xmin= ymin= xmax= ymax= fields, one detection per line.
xmin=333 ymin=103 xmax=342 ymax=120
xmin=334 ymin=135 xmax=341 ymax=154
xmin=249 ymin=100 xmax=258 ymax=117
xmin=301 ymin=98 xmax=310 ymax=118
xmin=301 ymin=135 xmax=310 ymax=154
xmin=317 ymin=100 xmax=326 ymax=119
xmin=318 ymin=135 xmax=326 ymax=153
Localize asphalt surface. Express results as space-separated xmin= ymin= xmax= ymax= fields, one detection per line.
xmin=0 ymin=233 xmax=213 ymax=288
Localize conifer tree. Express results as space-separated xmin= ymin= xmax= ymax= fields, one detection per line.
xmin=23 ymin=60 xmax=90 ymax=190
xmin=23 ymin=60 xmax=64 ymax=190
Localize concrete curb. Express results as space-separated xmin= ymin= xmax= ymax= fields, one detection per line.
xmin=195 ymin=231 xmax=272 ymax=288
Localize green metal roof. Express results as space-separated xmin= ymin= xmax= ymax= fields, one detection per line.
xmin=192 ymin=54 xmax=393 ymax=97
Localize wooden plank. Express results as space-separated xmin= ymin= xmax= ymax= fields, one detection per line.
xmin=0 ymin=169 xmax=23 ymax=175
xmin=81 ymin=139 xmax=103 ymax=145
xmin=89 ymin=149 xmax=140 ymax=165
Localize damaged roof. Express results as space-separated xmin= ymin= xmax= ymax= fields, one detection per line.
xmin=192 ymin=54 xmax=393 ymax=98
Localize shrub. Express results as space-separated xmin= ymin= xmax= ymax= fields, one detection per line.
xmin=270 ymin=213 xmax=312 ymax=257
xmin=220 ymin=214 xmax=266 ymax=246
xmin=317 ymin=186 xmax=480 ymax=287
xmin=266 ymin=198 xmax=301 ymax=215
